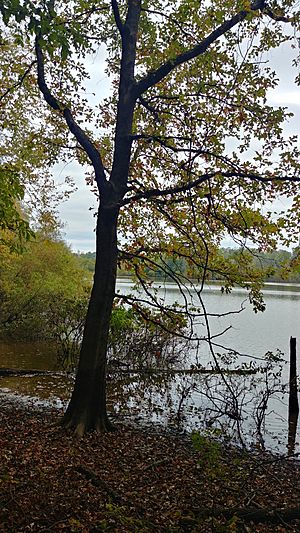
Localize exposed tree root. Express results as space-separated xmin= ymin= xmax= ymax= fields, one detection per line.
xmin=61 ymin=411 xmax=116 ymax=437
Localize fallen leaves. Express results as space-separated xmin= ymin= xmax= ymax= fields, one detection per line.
xmin=0 ymin=396 xmax=300 ymax=532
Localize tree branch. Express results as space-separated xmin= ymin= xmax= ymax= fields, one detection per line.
xmin=0 ymin=60 xmax=37 ymax=103
xmin=263 ymin=7 xmax=294 ymax=23
xmin=135 ymin=1 xmax=266 ymax=96
xmin=141 ymin=7 xmax=196 ymax=40
xmin=189 ymin=505 xmax=300 ymax=525
xmin=122 ymin=173 xmax=211 ymax=204
xmin=122 ymin=170 xmax=300 ymax=205
xmin=111 ymin=0 xmax=124 ymax=37
xmin=35 ymin=38 xmax=107 ymax=192
xmin=138 ymin=96 xmax=160 ymax=121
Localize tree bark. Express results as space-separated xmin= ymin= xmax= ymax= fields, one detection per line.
xmin=61 ymin=1 xmax=141 ymax=436
xmin=62 ymin=198 xmax=119 ymax=436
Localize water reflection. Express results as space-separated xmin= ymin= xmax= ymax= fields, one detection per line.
xmin=117 ymin=280 xmax=300 ymax=373
xmin=107 ymin=369 xmax=299 ymax=455
xmin=1 ymin=279 xmax=300 ymax=461
xmin=288 ymin=411 xmax=299 ymax=456
xmin=0 ymin=374 xmax=73 ymax=405
xmin=0 ymin=363 xmax=299 ymax=455
xmin=0 ymin=340 xmax=57 ymax=370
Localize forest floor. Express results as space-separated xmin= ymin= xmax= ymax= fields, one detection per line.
xmin=1 ymin=395 xmax=300 ymax=533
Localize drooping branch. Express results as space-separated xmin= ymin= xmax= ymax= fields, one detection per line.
xmin=115 ymin=292 xmax=195 ymax=341
xmin=135 ymin=0 xmax=266 ymax=96
xmin=119 ymin=249 xmax=246 ymax=320
xmin=34 ymin=38 xmax=107 ymax=192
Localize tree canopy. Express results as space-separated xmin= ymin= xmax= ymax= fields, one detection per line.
xmin=1 ymin=1 xmax=300 ymax=286
xmin=0 ymin=166 xmax=33 ymax=250
xmin=1 ymin=0 xmax=300 ymax=434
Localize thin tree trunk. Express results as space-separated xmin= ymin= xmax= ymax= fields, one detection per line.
xmin=62 ymin=200 xmax=119 ymax=436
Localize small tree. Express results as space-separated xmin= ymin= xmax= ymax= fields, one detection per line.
xmin=1 ymin=0 xmax=300 ymax=434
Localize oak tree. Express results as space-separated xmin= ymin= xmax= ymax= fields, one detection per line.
xmin=1 ymin=0 xmax=300 ymax=435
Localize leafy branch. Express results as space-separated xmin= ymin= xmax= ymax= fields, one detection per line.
xmin=122 ymin=169 xmax=300 ymax=205
xmin=0 ymin=60 xmax=37 ymax=103
xmin=34 ymin=38 xmax=107 ymax=192
xmin=135 ymin=0 xmax=266 ymax=96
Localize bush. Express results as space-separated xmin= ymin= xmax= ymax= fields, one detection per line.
xmin=107 ymin=304 xmax=188 ymax=370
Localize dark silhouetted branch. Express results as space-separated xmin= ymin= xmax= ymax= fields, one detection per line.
xmin=35 ymin=38 xmax=106 ymax=191
xmin=135 ymin=1 xmax=266 ymax=95
xmin=111 ymin=0 xmax=124 ymax=37
xmin=0 ymin=60 xmax=36 ymax=102
xmin=122 ymin=170 xmax=300 ymax=205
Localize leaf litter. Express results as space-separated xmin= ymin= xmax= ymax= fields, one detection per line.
xmin=0 ymin=396 xmax=300 ymax=532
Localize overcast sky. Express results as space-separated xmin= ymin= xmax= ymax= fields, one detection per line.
xmin=56 ymin=38 xmax=300 ymax=253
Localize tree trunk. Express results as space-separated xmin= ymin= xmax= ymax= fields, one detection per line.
xmin=62 ymin=199 xmax=119 ymax=436
xmin=61 ymin=2 xmax=141 ymax=436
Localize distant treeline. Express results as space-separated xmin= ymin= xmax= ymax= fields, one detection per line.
xmin=76 ymin=248 xmax=300 ymax=283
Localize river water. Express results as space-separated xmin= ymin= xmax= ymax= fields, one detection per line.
xmin=0 ymin=280 xmax=299 ymax=454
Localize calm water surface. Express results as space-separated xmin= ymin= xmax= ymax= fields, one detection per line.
xmin=1 ymin=281 xmax=299 ymax=454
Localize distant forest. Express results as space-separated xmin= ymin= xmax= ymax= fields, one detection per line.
xmin=76 ymin=248 xmax=300 ymax=284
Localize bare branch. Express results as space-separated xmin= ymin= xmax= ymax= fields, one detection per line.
xmin=35 ymin=38 xmax=107 ymax=191
xmin=135 ymin=1 xmax=266 ymax=96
